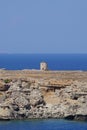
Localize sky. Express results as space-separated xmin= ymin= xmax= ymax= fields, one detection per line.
xmin=0 ymin=0 xmax=87 ymax=54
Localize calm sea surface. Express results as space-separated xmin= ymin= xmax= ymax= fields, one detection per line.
xmin=0 ymin=54 xmax=87 ymax=130
xmin=0 ymin=54 xmax=87 ymax=70
xmin=0 ymin=119 xmax=87 ymax=130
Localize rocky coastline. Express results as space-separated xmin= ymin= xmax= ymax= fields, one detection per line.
xmin=0 ymin=70 xmax=87 ymax=121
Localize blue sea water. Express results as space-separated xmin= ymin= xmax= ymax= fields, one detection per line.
xmin=0 ymin=119 xmax=87 ymax=130
xmin=0 ymin=54 xmax=87 ymax=70
xmin=0 ymin=54 xmax=87 ymax=130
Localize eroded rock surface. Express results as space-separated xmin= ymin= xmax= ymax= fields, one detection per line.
xmin=0 ymin=70 xmax=87 ymax=121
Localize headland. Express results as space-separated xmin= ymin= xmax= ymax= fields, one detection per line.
xmin=0 ymin=69 xmax=87 ymax=121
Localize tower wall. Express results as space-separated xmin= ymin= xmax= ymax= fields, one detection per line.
xmin=40 ymin=62 xmax=48 ymax=71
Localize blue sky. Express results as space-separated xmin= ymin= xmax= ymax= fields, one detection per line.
xmin=0 ymin=0 xmax=87 ymax=53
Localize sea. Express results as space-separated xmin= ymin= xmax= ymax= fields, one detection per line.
xmin=0 ymin=119 xmax=87 ymax=130
xmin=0 ymin=54 xmax=87 ymax=70
xmin=0 ymin=54 xmax=87 ymax=130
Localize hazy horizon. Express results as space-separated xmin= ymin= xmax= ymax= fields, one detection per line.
xmin=0 ymin=53 xmax=87 ymax=55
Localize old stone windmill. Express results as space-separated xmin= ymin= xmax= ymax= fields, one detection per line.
xmin=40 ymin=62 xmax=48 ymax=71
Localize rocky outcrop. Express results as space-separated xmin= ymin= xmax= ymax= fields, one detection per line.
xmin=30 ymin=89 xmax=45 ymax=106
xmin=0 ymin=107 xmax=12 ymax=120
xmin=0 ymin=77 xmax=87 ymax=121
xmin=0 ymin=81 xmax=10 ymax=91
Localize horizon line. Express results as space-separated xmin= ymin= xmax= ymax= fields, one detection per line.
xmin=0 ymin=53 xmax=87 ymax=54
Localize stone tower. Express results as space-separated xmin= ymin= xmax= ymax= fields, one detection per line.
xmin=40 ymin=62 xmax=48 ymax=71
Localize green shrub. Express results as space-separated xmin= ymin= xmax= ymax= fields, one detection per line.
xmin=4 ymin=79 xmax=11 ymax=83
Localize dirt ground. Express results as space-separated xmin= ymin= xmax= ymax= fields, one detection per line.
xmin=0 ymin=69 xmax=87 ymax=82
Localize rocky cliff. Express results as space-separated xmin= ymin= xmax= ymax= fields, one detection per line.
xmin=0 ymin=70 xmax=87 ymax=121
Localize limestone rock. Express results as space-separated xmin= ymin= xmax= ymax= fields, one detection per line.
xmin=0 ymin=107 xmax=12 ymax=119
xmin=22 ymin=81 xmax=30 ymax=88
xmin=0 ymin=78 xmax=87 ymax=120
xmin=0 ymin=81 xmax=10 ymax=91
xmin=14 ymin=96 xmax=29 ymax=108
xmin=9 ymin=84 xmax=21 ymax=91
xmin=30 ymin=89 xmax=44 ymax=106
xmin=0 ymin=93 xmax=6 ymax=102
